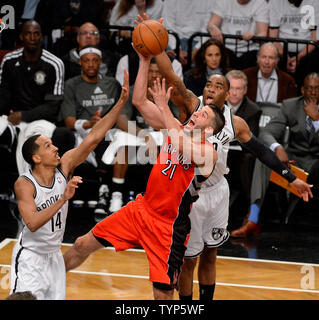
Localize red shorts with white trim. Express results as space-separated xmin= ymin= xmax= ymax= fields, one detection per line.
xmin=92 ymin=194 xmax=189 ymax=287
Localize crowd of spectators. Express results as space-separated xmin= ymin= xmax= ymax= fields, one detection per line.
xmin=0 ymin=0 xmax=318 ymax=233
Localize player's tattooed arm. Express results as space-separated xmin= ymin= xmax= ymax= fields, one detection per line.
xmin=170 ymin=79 xmax=199 ymax=123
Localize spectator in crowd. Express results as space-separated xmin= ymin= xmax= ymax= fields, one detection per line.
xmin=61 ymin=22 xmax=120 ymax=81
xmin=268 ymin=0 xmax=318 ymax=76
xmin=59 ymin=45 xmax=123 ymax=216
xmin=225 ymin=70 xmax=262 ymax=214
xmin=115 ymin=49 xmax=183 ymax=86
xmin=18 ymin=0 xmax=108 ymax=51
xmin=207 ymin=0 xmax=269 ymax=70
xmin=45 ymin=0 xmax=106 ymax=32
xmin=231 ymin=72 xmax=319 ymax=237
xmin=183 ymin=38 xmax=230 ymax=97
xmin=243 ymin=42 xmax=298 ymax=103
xmin=162 ymin=0 xmax=215 ymax=66
xmin=109 ymin=0 xmax=163 ymax=55
xmin=0 ymin=20 xmax=74 ymax=190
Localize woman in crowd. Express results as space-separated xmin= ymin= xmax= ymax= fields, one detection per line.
xmin=183 ymin=38 xmax=230 ymax=96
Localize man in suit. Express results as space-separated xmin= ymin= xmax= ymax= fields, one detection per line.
xmin=243 ymin=42 xmax=297 ymax=103
xmin=225 ymin=70 xmax=262 ymax=214
xmin=231 ymin=72 xmax=319 ymax=237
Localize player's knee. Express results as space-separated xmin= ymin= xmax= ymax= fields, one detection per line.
xmin=153 ymin=282 xmax=174 ymax=300
xmin=201 ymin=247 xmax=217 ymax=264
xmin=182 ymin=257 xmax=197 ymax=272
xmin=73 ymin=235 xmax=90 ymax=256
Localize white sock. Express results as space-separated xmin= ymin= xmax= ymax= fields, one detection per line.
xmin=112 ymin=177 xmax=125 ymax=184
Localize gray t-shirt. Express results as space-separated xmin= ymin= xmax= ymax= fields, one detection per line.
xmin=269 ymin=0 xmax=318 ymax=53
xmin=59 ymin=75 xmax=121 ymax=121
xmin=213 ymin=0 xmax=269 ymax=53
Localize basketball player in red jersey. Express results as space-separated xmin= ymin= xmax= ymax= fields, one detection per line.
xmin=63 ymin=60 xmax=225 ymax=299
xmin=133 ymin=13 xmax=312 ymax=301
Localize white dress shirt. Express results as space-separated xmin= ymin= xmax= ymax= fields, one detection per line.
xmin=256 ymin=69 xmax=278 ymax=103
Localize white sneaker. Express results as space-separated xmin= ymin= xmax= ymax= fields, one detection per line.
xmin=108 ymin=191 xmax=123 ymax=213
xmin=94 ymin=184 xmax=109 ymax=215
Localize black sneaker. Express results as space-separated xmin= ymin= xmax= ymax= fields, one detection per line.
xmin=94 ymin=184 xmax=109 ymax=215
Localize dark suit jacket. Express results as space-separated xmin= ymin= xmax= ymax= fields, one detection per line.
xmin=243 ymin=66 xmax=297 ymax=103
xmin=234 ymin=96 xmax=262 ymax=137
xmin=259 ymin=96 xmax=319 ymax=171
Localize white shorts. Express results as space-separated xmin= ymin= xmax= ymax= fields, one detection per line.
xmin=10 ymin=241 xmax=66 ymax=300
xmin=185 ymin=177 xmax=230 ymax=258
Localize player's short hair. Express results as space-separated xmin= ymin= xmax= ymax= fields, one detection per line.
xmin=22 ymin=134 xmax=41 ymax=169
xmin=208 ymin=104 xmax=225 ymax=135
xmin=5 ymin=291 xmax=37 ymax=300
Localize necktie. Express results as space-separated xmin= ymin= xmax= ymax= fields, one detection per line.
xmin=306 ymin=116 xmax=316 ymax=136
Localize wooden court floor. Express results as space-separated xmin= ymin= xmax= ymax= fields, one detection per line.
xmin=1 ymin=238 xmax=319 ymax=300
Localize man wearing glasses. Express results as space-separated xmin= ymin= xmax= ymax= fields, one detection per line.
xmin=62 ymin=22 xmax=120 ymax=81
xmin=231 ymin=72 xmax=319 ymax=238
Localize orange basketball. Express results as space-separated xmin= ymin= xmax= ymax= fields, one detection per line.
xmin=132 ymin=20 xmax=169 ymax=56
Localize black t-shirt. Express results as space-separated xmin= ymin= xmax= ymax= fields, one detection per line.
xmin=0 ymin=48 xmax=64 ymax=123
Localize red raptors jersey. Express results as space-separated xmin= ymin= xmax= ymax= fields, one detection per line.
xmin=144 ymin=133 xmax=206 ymax=220
xmin=93 ymin=132 xmax=214 ymax=287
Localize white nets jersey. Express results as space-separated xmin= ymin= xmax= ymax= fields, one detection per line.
xmin=18 ymin=167 xmax=68 ymax=254
xmin=196 ymin=96 xmax=236 ymax=187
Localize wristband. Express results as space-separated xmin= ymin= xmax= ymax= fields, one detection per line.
xmin=280 ymin=168 xmax=297 ymax=183
xmin=74 ymin=119 xmax=88 ymax=137
xmin=241 ymin=136 xmax=296 ymax=183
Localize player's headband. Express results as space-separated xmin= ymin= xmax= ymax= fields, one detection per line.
xmin=79 ymin=47 xmax=102 ymax=58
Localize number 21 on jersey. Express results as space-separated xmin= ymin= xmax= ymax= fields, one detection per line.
xmin=161 ymin=159 xmax=177 ymax=180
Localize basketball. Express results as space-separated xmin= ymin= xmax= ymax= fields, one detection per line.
xmin=132 ymin=20 xmax=169 ymax=56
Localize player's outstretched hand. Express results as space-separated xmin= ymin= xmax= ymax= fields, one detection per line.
xmin=119 ymin=69 xmax=130 ymax=103
xmin=134 ymin=12 xmax=164 ymax=26
xmin=290 ymin=178 xmax=313 ymax=202
xmin=148 ymin=78 xmax=173 ymax=112
xmin=63 ymin=176 xmax=83 ymax=201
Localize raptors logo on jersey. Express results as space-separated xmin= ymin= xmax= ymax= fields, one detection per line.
xmin=144 ymin=132 xmax=212 ymax=220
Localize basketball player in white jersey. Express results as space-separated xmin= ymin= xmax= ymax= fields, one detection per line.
xmin=10 ymin=70 xmax=129 ymax=300
xmin=134 ymin=13 xmax=313 ymax=300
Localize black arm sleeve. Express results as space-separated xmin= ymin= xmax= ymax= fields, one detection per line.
xmin=240 ymin=135 xmax=296 ymax=183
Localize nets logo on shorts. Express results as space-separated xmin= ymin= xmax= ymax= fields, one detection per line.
xmin=211 ymin=228 xmax=224 ymax=240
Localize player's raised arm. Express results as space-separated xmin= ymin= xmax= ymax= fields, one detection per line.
xmin=60 ymin=70 xmax=130 ymax=177
xmin=155 ymin=50 xmax=199 ymax=123
xmin=233 ymin=115 xmax=313 ymax=202
xmin=131 ymin=45 xmax=167 ymax=130
xmin=136 ymin=13 xmax=199 ymax=123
